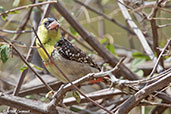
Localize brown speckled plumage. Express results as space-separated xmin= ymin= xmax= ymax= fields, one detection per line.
xmin=52 ymin=38 xmax=101 ymax=71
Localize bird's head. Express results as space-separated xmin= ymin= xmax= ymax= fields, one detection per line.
xmin=37 ymin=17 xmax=61 ymax=45
xmin=42 ymin=17 xmax=60 ymax=30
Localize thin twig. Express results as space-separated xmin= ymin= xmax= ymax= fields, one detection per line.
xmin=60 ymin=27 xmax=93 ymax=52
xmin=115 ymin=73 xmax=171 ymax=114
xmin=148 ymin=0 xmax=164 ymax=68
xmin=63 ymin=89 xmax=124 ymax=106
xmin=117 ymin=0 xmax=163 ymax=72
xmin=157 ymin=23 xmax=171 ymax=28
xmin=0 ymin=92 xmax=78 ymax=114
xmin=12 ymin=6 xmax=33 ymax=40
xmin=1 ymin=36 xmax=53 ymax=92
xmin=74 ymin=0 xmax=135 ymax=35
xmin=53 ymin=1 xmax=140 ymax=80
xmin=32 ymin=27 xmax=113 ymax=114
xmin=0 ymin=1 xmax=57 ymax=16
xmin=7 ymin=1 xmax=36 ymax=112
xmin=48 ymin=58 xmax=125 ymax=105
xmin=149 ymin=39 xmax=171 ymax=77
xmin=10 ymin=0 xmax=55 ymax=98
xmin=0 ymin=29 xmax=32 ymax=34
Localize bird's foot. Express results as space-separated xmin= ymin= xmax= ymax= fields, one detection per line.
xmin=45 ymin=90 xmax=55 ymax=98
xmin=52 ymin=84 xmax=65 ymax=99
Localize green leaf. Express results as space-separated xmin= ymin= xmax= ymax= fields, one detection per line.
xmin=0 ymin=6 xmax=8 ymax=21
xmin=69 ymin=26 xmax=79 ymax=36
xmin=100 ymin=38 xmax=108 ymax=44
xmin=132 ymin=52 xmax=150 ymax=60
xmin=0 ymin=6 xmax=5 ymax=12
xmin=70 ymin=39 xmax=76 ymax=43
xmin=25 ymin=95 xmax=35 ymax=99
xmin=20 ymin=63 xmax=43 ymax=72
xmin=30 ymin=63 xmax=43 ymax=71
xmin=9 ymin=11 xmax=19 ymax=14
xmin=13 ymin=0 xmax=20 ymax=7
xmin=130 ymin=58 xmax=145 ymax=68
xmin=70 ymin=106 xmax=82 ymax=112
xmin=72 ymin=91 xmax=81 ymax=104
xmin=106 ymin=43 xmax=115 ymax=54
xmin=1 ymin=14 xmax=8 ymax=21
xmin=20 ymin=65 xmax=28 ymax=72
xmin=40 ymin=97 xmax=48 ymax=102
xmin=0 ymin=44 xmax=10 ymax=63
xmin=135 ymin=69 xmax=144 ymax=77
xmin=0 ymin=6 xmax=18 ymax=21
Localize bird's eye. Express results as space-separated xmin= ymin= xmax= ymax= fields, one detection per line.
xmin=44 ymin=21 xmax=49 ymax=26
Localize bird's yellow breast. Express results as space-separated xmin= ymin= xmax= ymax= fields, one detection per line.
xmin=36 ymin=23 xmax=60 ymax=61
xmin=37 ymin=44 xmax=54 ymax=61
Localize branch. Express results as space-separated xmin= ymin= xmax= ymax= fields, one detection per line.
xmin=60 ymin=27 xmax=93 ymax=52
xmin=148 ymin=0 xmax=164 ymax=68
xmin=11 ymin=0 xmax=55 ymax=98
xmin=6 ymin=80 xmax=62 ymax=97
xmin=117 ymin=0 xmax=163 ymax=72
xmin=11 ymin=0 xmax=36 ymax=99
xmin=115 ymin=73 xmax=171 ymax=114
xmin=74 ymin=0 xmax=135 ymax=35
xmin=0 ymin=92 xmax=78 ymax=114
xmin=0 ymin=29 xmax=32 ymax=34
xmin=149 ymin=39 xmax=171 ymax=77
xmin=50 ymin=58 xmax=125 ymax=104
xmin=63 ymin=89 xmax=124 ymax=106
xmin=0 ymin=1 xmax=57 ymax=16
xmin=0 ymin=36 xmax=53 ymax=92
xmin=32 ymin=27 xmax=113 ymax=114
xmin=53 ymin=1 xmax=140 ymax=80
xmin=12 ymin=5 xmax=33 ymax=41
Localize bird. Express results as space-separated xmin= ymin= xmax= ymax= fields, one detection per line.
xmin=36 ymin=17 xmax=100 ymax=83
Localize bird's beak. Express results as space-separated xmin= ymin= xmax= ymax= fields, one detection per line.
xmin=48 ymin=21 xmax=59 ymax=30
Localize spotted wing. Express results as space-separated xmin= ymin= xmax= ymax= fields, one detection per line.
xmin=54 ymin=38 xmax=100 ymax=71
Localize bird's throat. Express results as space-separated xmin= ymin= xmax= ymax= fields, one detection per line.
xmin=37 ymin=29 xmax=61 ymax=62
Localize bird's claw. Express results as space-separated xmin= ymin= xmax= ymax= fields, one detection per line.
xmin=45 ymin=90 xmax=55 ymax=98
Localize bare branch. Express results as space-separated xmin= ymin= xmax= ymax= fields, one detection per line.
xmin=53 ymin=1 xmax=140 ymax=80
xmin=117 ymin=0 xmax=163 ymax=72
xmin=149 ymin=39 xmax=171 ymax=77
xmin=148 ymin=0 xmax=164 ymax=68
xmin=32 ymin=27 xmax=113 ymax=114
xmin=0 ymin=1 xmax=57 ymax=16
xmin=0 ymin=92 xmax=78 ymax=114
xmin=115 ymin=73 xmax=171 ymax=114
xmin=0 ymin=36 xmax=53 ymax=92
xmin=0 ymin=28 xmax=32 ymax=34
xmin=74 ymin=0 xmax=135 ymax=35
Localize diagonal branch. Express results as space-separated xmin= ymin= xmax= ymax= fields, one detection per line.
xmin=117 ymin=0 xmax=163 ymax=72
xmin=32 ymin=28 xmax=113 ymax=114
xmin=53 ymin=1 xmax=140 ymax=80
xmin=149 ymin=39 xmax=171 ymax=77
xmin=74 ymin=0 xmax=135 ymax=35
xmin=115 ymin=73 xmax=171 ymax=114
xmin=148 ymin=0 xmax=164 ymax=68
xmin=0 ymin=92 xmax=78 ymax=114
xmin=0 ymin=1 xmax=57 ymax=16
xmin=1 ymin=36 xmax=53 ymax=92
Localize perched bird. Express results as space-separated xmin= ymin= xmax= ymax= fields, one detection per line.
xmin=36 ymin=17 xmax=100 ymax=83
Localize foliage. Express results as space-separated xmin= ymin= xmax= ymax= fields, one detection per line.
xmin=100 ymin=38 xmax=116 ymax=55
xmin=0 ymin=44 xmax=10 ymax=63
xmin=20 ymin=63 xmax=43 ymax=72
xmin=72 ymin=91 xmax=81 ymax=104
